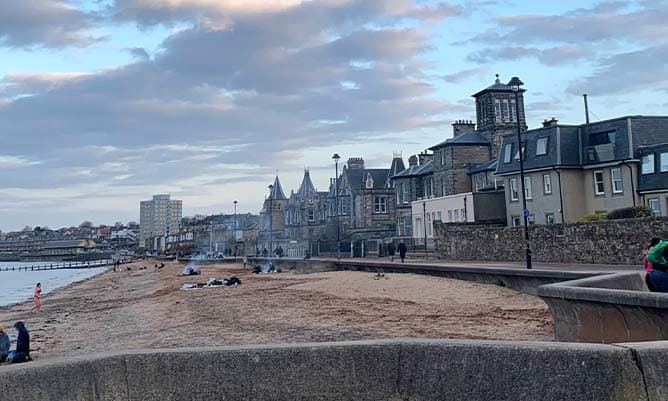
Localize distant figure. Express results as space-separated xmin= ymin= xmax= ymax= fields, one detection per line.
xmin=647 ymin=240 xmax=668 ymax=292
xmin=303 ymin=250 xmax=311 ymax=260
xmin=262 ymin=248 xmax=269 ymax=257
xmin=11 ymin=321 xmax=30 ymax=363
xmin=0 ymin=324 xmax=9 ymax=363
xmin=243 ymin=255 xmax=248 ymax=268
xmin=275 ymin=245 xmax=284 ymax=258
xmin=397 ymin=241 xmax=407 ymax=263
xmin=30 ymin=283 xmax=41 ymax=313
xmin=644 ymin=237 xmax=661 ymax=272
xmin=387 ymin=242 xmax=396 ymax=262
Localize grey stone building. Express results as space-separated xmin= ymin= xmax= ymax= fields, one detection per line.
xmin=390 ymin=153 xmax=433 ymax=236
xmin=496 ymin=116 xmax=668 ymax=225
xmin=284 ymin=169 xmax=329 ymax=241
xmin=638 ymin=143 xmax=668 ymax=216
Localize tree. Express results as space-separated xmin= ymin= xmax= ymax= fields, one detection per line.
xmin=79 ymin=221 xmax=94 ymax=229
xmin=21 ymin=225 xmax=32 ymax=232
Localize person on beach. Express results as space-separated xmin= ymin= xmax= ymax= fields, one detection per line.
xmin=30 ymin=283 xmax=41 ymax=313
xmin=647 ymin=240 xmax=668 ymax=292
xmin=10 ymin=322 xmax=30 ymax=363
xmin=0 ymin=324 xmax=9 ymax=363
xmin=387 ymin=242 xmax=396 ymax=262
xmin=398 ymin=241 xmax=407 ymax=263
xmin=643 ymin=237 xmax=661 ymax=272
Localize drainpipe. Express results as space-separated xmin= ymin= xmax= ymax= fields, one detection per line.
xmin=554 ymin=167 xmax=565 ymax=223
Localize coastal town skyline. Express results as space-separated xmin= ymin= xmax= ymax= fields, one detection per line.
xmin=2 ymin=1 xmax=668 ymax=231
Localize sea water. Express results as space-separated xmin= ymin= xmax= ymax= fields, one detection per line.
xmin=0 ymin=262 xmax=107 ymax=307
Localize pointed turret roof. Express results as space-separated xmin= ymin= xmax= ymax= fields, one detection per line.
xmin=296 ymin=169 xmax=317 ymax=198
xmin=269 ymin=175 xmax=287 ymax=200
xmin=387 ymin=155 xmax=406 ymax=184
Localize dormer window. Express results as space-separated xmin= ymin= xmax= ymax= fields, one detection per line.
xmin=503 ymin=144 xmax=513 ymax=164
xmin=536 ymin=137 xmax=549 ymax=156
xmin=365 ymin=173 xmax=374 ymax=189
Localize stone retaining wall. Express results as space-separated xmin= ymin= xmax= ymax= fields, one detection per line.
xmin=434 ymin=217 xmax=668 ymax=264
xmin=1 ymin=339 xmax=665 ymax=401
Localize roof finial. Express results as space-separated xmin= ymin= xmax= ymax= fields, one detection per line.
xmin=495 ymin=73 xmax=500 ymax=84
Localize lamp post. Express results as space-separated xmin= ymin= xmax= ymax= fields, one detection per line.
xmin=422 ymin=201 xmax=428 ymax=257
xmin=233 ymin=200 xmax=238 ymax=229
xmin=509 ymin=76 xmax=532 ymax=270
xmin=332 ymin=153 xmax=341 ymax=259
xmin=268 ymin=184 xmax=273 ymax=262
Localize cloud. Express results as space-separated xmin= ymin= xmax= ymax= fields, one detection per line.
xmin=0 ymin=0 xmax=461 ymax=229
xmin=0 ymin=0 xmax=101 ymax=48
xmin=441 ymin=67 xmax=486 ymax=83
xmin=467 ymin=44 xmax=593 ymax=65
xmin=127 ymin=47 xmax=150 ymax=60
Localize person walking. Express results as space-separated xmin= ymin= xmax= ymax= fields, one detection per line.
xmin=29 ymin=283 xmax=42 ymax=313
xmin=398 ymin=241 xmax=407 ymax=263
xmin=0 ymin=324 xmax=10 ymax=363
xmin=387 ymin=242 xmax=396 ymax=262
xmin=644 ymin=237 xmax=661 ymax=272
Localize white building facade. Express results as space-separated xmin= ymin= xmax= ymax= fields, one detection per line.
xmin=139 ymin=194 xmax=183 ymax=250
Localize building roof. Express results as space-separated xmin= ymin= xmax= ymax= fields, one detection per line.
xmin=471 ymin=75 xmax=526 ymax=97
xmin=269 ymin=175 xmax=287 ymax=200
xmin=392 ymin=160 xmax=433 ymax=178
xmin=295 ymin=169 xmax=317 ymax=198
xmin=429 ymin=132 xmax=490 ymax=150
xmin=469 ymin=159 xmax=497 ymax=174
xmin=387 ymin=156 xmax=406 ymax=185
xmin=345 ymin=168 xmax=390 ymax=191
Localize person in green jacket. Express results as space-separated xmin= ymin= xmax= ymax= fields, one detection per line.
xmin=647 ymin=240 xmax=668 ymax=292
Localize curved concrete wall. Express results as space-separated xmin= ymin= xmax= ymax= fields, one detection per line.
xmin=1 ymin=339 xmax=665 ymax=401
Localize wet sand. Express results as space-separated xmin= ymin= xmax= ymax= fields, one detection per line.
xmin=0 ymin=261 xmax=553 ymax=360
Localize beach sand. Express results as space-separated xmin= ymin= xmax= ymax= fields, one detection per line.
xmin=0 ymin=261 xmax=553 ymax=360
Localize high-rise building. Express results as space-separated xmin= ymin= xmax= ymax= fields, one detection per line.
xmin=139 ymin=194 xmax=182 ymax=250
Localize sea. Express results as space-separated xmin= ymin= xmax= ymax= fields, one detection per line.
xmin=0 ymin=261 xmax=108 ymax=307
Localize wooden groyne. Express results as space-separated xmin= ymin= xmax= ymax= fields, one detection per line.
xmin=0 ymin=259 xmax=133 ymax=272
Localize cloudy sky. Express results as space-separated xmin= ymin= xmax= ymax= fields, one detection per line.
xmin=1 ymin=0 xmax=667 ymax=231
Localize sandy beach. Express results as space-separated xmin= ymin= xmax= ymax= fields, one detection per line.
xmin=0 ymin=261 xmax=553 ymax=360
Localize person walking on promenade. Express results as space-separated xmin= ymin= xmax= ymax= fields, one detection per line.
xmin=30 ymin=283 xmax=42 ymax=313
xmin=387 ymin=242 xmax=396 ymax=262
xmin=0 ymin=324 xmax=10 ymax=363
xmin=644 ymin=237 xmax=661 ymax=272
xmin=647 ymin=240 xmax=668 ymax=292
xmin=398 ymin=241 xmax=407 ymax=263
xmin=10 ymin=322 xmax=30 ymax=363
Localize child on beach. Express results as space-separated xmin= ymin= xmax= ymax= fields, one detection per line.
xmin=29 ymin=283 xmax=41 ymax=313
xmin=644 ymin=237 xmax=661 ymax=272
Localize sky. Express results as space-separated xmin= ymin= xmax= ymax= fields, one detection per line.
xmin=1 ymin=0 xmax=667 ymax=231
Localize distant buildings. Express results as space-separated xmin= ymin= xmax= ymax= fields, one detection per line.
xmin=139 ymin=194 xmax=182 ymax=251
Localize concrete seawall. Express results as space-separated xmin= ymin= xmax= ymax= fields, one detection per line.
xmin=1 ymin=339 xmax=666 ymax=401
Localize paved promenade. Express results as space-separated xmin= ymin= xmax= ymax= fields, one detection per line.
xmin=313 ymin=257 xmax=641 ymax=273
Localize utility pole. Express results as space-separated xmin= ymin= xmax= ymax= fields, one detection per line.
xmin=332 ymin=153 xmax=341 ymax=259
xmin=422 ymin=201 xmax=428 ymax=256
xmin=268 ymin=184 xmax=273 ymax=263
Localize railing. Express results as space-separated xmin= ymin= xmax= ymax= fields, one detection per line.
xmin=0 ymin=259 xmax=131 ymax=272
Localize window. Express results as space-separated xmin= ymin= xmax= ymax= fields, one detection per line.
xmin=661 ymin=152 xmax=668 ymax=172
xmin=546 ymin=213 xmax=555 ymax=224
xmin=589 ymin=131 xmax=615 ymax=146
xmin=502 ymin=99 xmax=509 ymax=121
xmin=649 ymin=198 xmax=661 ymax=216
xmin=448 ymin=210 xmax=453 ymax=222
xmin=402 ymin=183 xmax=409 ymax=204
xmin=594 ymin=171 xmax=605 ymax=195
xmin=510 ymin=98 xmax=516 ymax=121
xmin=642 ymin=154 xmax=655 ymax=174
xmin=494 ymin=99 xmax=501 ymax=122
xmin=528 ymin=214 xmax=535 ymax=225
xmin=441 ymin=151 xmax=445 ymax=166
xmin=512 ymin=216 xmax=521 ymax=227
xmin=308 ymin=209 xmax=315 ymax=222
xmin=524 ymin=177 xmax=532 ymax=200
xmin=536 ymin=137 xmax=548 ymax=156
xmin=454 ymin=209 xmax=460 ymax=221
xmin=510 ymin=178 xmax=519 ymax=201
xmin=543 ymin=174 xmax=552 ymax=195
xmin=611 ymin=168 xmax=623 ymax=193
xmin=461 ymin=208 xmax=466 ymax=221
xmin=475 ymin=173 xmax=488 ymax=191
xmin=514 ymin=145 xmax=525 ymax=161
xmin=437 ymin=211 xmax=442 ymax=221
xmin=374 ymin=196 xmax=387 ymax=214
xmin=503 ymin=144 xmax=513 ymax=164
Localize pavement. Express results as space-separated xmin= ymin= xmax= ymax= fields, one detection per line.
xmin=313 ymin=257 xmax=642 ymax=273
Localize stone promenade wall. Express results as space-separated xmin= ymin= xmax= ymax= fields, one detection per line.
xmin=2 ymin=339 xmax=666 ymax=401
xmin=434 ymin=217 xmax=668 ymax=265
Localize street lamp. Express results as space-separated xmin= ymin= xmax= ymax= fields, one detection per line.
xmin=332 ymin=153 xmax=341 ymax=259
xmin=233 ymin=200 xmax=238 ymax=230
xmin=268 ymin=184 xmax=273 ymax=262
xmin=422 ymin=201 xmax=428 ymax=257
xmin=509 ymin=76 xmax=532 ymax=270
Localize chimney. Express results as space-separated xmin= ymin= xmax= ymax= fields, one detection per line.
xmin=408 ymin=155 xmax=418 ymax=167
xmin=418 ymin=150 xmax=433 ymax=165
xmin=452 ymin=119 xmax=476 ymax=137
xmin=346 ymin=157 xmax=365 ymax=170
xmin=542 ymin=117 xmax=558 ymax=128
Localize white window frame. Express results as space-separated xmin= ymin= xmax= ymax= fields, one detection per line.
xmin=543 ymin=174 xmax=552 ymax=195
xmin=512 ymin=216 xmax=521 ymax=227
xmin=660 ymin=152 xmax=668 ymax=172
xmin=374 ymin=196 xmax=387 ymax=214
xmin=510 ymin=178 xmax=519 ymax=201
xmin=402 ymin=183 xmax=409 ymax=205
xmin=642 ymin=154 xmax=655 ymax=174
xmin=648 ymin=198 xmax=661 ymax=216
xmin=440 ymin=151 xmax=445 ymax=166
xmin=545 ymin=213 xmax=555 ymax=224
xmin=503 ymin=144 xmax=513 ymax=164
xmin=447 ymin=210 xmax=452 ymax=222
xmin=437 ymin=211 xmax=442 ymax=221
xmin=502 ymin=99 xmax=509 ymax=122
xmin=308 ymin=209 xmax=315 ymax=222
xmin=514 ymin=145 xmax=525 ymax=161
xmin=524 ymin=176 xmax=532 ymax=200
xmin=494 ymin=99 xmax=501 ymax=122
xmin=611 ymin=168 xmax=623 ymax=194
xmin=454 ymin=209 xmax=460 ymax=221
xmin=594 ymin=170 xmax=605 ymax=195
xmin=536 ymin=137 xmax=548 ymax=156
xmin=510 ymin=98 xmax=517 ymax=121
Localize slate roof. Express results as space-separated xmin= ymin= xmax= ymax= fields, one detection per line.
xmin=469 ymin=159 xmax=497 ymax=174
xmin=269 ymin=176 xmax=287 ymax=200
xmin=345 ymin=168 xmax=390 ymax=191
xmin=471 ymin=76 xmax=526 ymax=97
xmin=387 ymin=157 xmax=406 ymax=186
xmin=296 ymin=169 xmax=317 ymax=198
xmin=392 ymin=160 xmax=433 ymax=178
xmin=428 ymin=132 xmax=490 ymax=150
